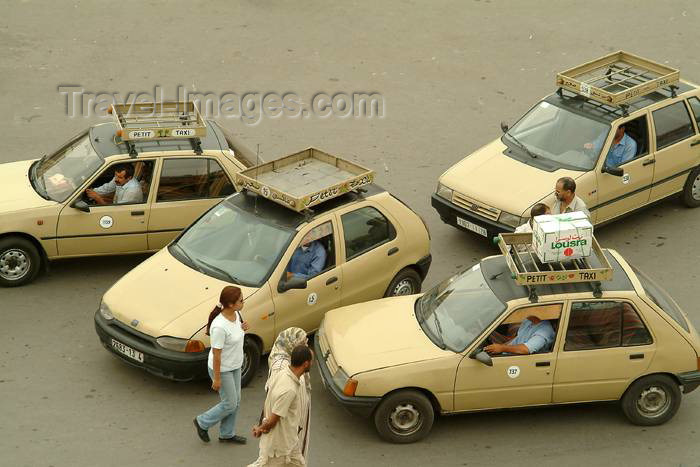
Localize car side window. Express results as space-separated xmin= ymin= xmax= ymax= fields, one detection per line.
xmin=564 ymin=301 xmax=652 ymax=351
xmin=617 ymin=115 xmax=649 ymax=162
xmin=687 ymin=97 xmax=700 ymax=129
xmin=652 ymin=101 xmax=695 ymax=150
xmin=286 ymin=221 xmax=335 ymax=281
xmin=484 ymin=303 xmax=562 ymax=356
xmin=86 ymin=160 xmax=154 ymax=206
xmin=156 ymin=158 xmax=234 ymax=202
xmin=341 ymin=207 xmax=396 ymax=260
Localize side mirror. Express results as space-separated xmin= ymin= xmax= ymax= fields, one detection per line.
xmin=277 ymin=276 xmax=307 ymax=293
xmin=470 ymin=350 xmax=493 ymax=367
xmin=500 ymin=121 xmax=509 ymax=133
xmin=72 ymin=200 xmax=90 ymax=213
xmin=602 ymin=165 xmax=624 ymax=177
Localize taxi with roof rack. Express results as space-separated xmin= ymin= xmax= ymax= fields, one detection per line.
xmin=94 ymin=148 xmax=431 ymax=386
xmin=315 ymin=232 xmax=700 ymax=443
xmin=0 ymin=101 xmax=255 ymax=286
xmin=433 ymin=51 xmax=700 ymax=239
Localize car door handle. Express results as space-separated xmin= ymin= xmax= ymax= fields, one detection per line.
xmin=535 ymin=361 xmax=550 ymax=367
xmin=131 ymin=210 xmax=145 ymax=216
xmin=691 ymin=140 xmax=700 ymax=147
xmin=388 ymin=247 xmax=399 ymax=256
xmin=642 ymin=158 xmax=656 ymax=166
xmin=629 ymin=353 xmax=644 ymax=360
xmin=326 ymin=276 xmax=338 ymax=286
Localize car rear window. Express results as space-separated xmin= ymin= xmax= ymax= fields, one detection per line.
xmin=630 ymin=265 xmax=689 ymax=332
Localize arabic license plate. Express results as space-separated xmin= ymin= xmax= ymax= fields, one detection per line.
xmin=456 ymin=217 xmax=487 ymax=237
xmin=111 ymin=339 xmax=144 ymax=363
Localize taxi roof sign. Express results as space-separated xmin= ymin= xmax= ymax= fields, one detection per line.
xmin=110 ymin=101 xmax=207 ymax=142
xmin=233 ymin=148 xmax=374 ymax=213
xmin=556 ymin=51 xmax=679 ymax=107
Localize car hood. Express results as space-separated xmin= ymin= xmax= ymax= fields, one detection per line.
xmin=322 ymin=295 xmax=452 ymax=376
xmin=440 ymin=139 xmax=581 ymax=217
xmin=104 ymin=248 xmax=258 ymax=338
xmin=0 ymin=159 xmax=56 ymax=212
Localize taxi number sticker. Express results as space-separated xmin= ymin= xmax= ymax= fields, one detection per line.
xmin=307 ymin=292 xmax=318 ymax=306
xmin=622 ymin=173 xmax=630 ymax=184
xmin=99 ymin=215 xmax=114 ymax=229
xmin=261 ymin=186 xmax=271 ymax=198
xmin=507 ymin=365 xmax=520 ymax=379
xmin=580 ymin=83 xmax=591 ymax=97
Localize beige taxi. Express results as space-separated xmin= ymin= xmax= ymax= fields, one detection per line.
xmin=0 ymin=102 xmax=254 ymax=286
xmin=316 ymin=233 xmax=700 ymax=443
xmin=93 ymin=149 xmax=432 ymax=386
xmin=432 ymin=51 xmax=700 ymax=239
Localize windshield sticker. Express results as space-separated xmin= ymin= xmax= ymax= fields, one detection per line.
xmin=99 ymin=215 xmax=114 ymax=229
xmin=622 ymin=173 xmax=630 ymax=184
xmin=307 ymin=292 xmax=318 ymax=306
xmin=507 ymin=365 xmax=520 ymax=379
xmin=540 ymin=101 xmax=550 ymax=109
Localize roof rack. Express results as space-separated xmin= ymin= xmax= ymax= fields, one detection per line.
xmin=495 ymin=232 xmax=613 ymax=303
xmin=233 ymin=148 xmax=375 ymax=213
xmin=109 ymin=101 xmax=207 ymax=157
xmin=556 ymin=51 xmax=679 ymax=113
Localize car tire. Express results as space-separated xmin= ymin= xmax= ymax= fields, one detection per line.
xmin=240 ymin=336 xmax=261 ymax=387
xmin=0 ymin=236 xmax=41 ymax=287
xmin=384 ymin=268 xmax=422 ymax=297
xmin=682 ymin=166 xmax=700 ymax=208
xmin=374 ymin=390 xmax=434 ymax=444
xmin=620 ymin=374 xmax=681 ymax=426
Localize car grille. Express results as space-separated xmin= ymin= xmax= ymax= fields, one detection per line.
xmin=318 ymin=331 xmax=339 ymax=375
xmin=451 ymin=191 xmax=501 ymax=221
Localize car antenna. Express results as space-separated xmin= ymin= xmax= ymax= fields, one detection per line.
xmin=254 ymin=143 xmax=260 ymax=214
xmin=490 ymin=271 xmax=504 ymax=280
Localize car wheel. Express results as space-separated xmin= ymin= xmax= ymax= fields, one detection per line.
xmin=682 ymin=166 xmax=700 ymax=208
xmin=0 ymin=236 xmax=41 ymax=287
xmin=621 ymin=374 xmax=681 ymax=426
xmin=240 ymin=336 xmax=261 ymax=387
xmin=384 ymin=268 xmax=422 ymax=297
xmin=374 ymin=390 xmax=434 ymax=444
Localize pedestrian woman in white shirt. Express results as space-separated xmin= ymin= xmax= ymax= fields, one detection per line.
xmin=194 ymin=286 xmax=250 ymax=445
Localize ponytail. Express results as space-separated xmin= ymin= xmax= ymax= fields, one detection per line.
xmin=206 ymin=285 xmax=242 ymax=335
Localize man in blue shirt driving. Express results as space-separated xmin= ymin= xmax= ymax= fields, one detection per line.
xmin=585 ymin=124 xmax=637 ymax=168
xmin=286 ymin=237 xmax=327 ymax=281
xmin=484 ymin=315 xmax=555 ymax=355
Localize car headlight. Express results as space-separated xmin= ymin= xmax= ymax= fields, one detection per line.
xmin=332 ymin=366 xmax=358 ymax=396
xmin=156 ymin=336 xmax=205 ymax=353
xmin=498 ymin=211 xmax=521 ymax=228
xmin=436 ymin=183 xmax=453 ymax=201
xmin=99 ymin=300 xmax=114 ymax=321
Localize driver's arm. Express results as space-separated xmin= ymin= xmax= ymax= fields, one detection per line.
xmin=91 ymin=177 xmax=116 ymax=195
xmin=484 ymin=342 xmax=530 ymax=355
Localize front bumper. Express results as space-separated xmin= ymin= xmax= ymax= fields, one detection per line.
xmin=94 ymin=310 xmax=208 ymax=382
xmin=314 ymin=332 xmax=381 ymax=417
xmin=677 ymin=370 xmax=700 ymax=394
xmin=431 ymin=193 xmax=513 ymax=240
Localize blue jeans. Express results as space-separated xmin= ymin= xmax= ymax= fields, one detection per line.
xmin=196 ymin=367 xmax=241 ymax=439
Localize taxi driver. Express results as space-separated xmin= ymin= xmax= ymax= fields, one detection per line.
xmin=86 ymin=164 xmax=143 ymax=205
xmin=484 ymin=315 xmax=555 ymax=355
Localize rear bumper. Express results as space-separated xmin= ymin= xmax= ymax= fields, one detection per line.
xmin=677 ymin=370 xmax=700 ymax=394
xmin=431 ymin=193 xmax=513 ymax=240
xmin=314 ymin=333 xmax=381 ymax=417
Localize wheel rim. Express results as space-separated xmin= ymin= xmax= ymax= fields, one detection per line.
xmin=388 ymin=403 xmax=423 ymax=436
xmin=0 ymin=249 xmax=30 ymax=281
xmin=242 ymin=348 xmax=251 ymax=380
xmin=692 ymin=173 xmax=700 ymax=201
xmin=392 ymin=279 xmax=415 ymax=296
xmin=636 ymin=386 xmax=671 ymax=418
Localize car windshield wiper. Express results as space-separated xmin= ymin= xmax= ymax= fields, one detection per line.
xmin=29 ymin=160 xmax=51 ymax=200
xmin=194 ymin=258 xmax=240 ymax=285
xmin=431 ymin=312 xmax=446 ymax=349
xmin=505 ymin=132 xmax=539 ymax=159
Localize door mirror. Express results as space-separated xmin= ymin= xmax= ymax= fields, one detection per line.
xmin=602 ymin=165 xmax=624 ymax=177
xmin=72 ymin=200 xmax=91 ymax=213
xmin=277 ymin=276 xmax=308 ymax=293
xmin=500 ymin=121 xmax=509 ymax=133
xmin=470 ymin=350 xmax=493 ymax=367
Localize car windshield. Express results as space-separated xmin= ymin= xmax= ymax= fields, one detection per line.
xmin=170 ymin=200 xmax=295 ymax=287
xmin=505 ymin=100 xmax=610 ymax=171
xmin=416 ymin=264 xmax=505 ymax=352
xmin=30 ymin=131 xmax=103 ymax=202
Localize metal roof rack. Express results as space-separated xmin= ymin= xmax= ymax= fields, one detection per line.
xmin=233 ymin=148 xmax=375 ymax=213
xmin=556 ymin=51 xmax=679 ymax=115
xmin=495 ymin=232 xmax=613 ymax=303
xmin=109 ymin=101 xmax=207 ymax=157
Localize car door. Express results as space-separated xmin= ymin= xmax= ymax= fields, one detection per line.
xmin=337 ymin=202 xmax=403 ymax=306
xmin=594 ymin=115 xmax=654 ymax=223
xmin=648 ymin=99 xmax=700 ymax=202
xmin=453 ymin=303 xmax=563 ymax=411
xmin=55 ymin=160 xmax=154 ymax=256
xmin=270 ymin=216 xmax=343 ymax=335
xmin=147 ymin=156 xmax=236 ymax=250
xmin=552 ymin=299 xmax=655 ymax=403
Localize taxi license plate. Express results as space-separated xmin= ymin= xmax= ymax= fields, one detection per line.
xmin=111 ymin=339 xmax=144 ymax=363
xmin=456 ymin=217 xmax=487 ymax=237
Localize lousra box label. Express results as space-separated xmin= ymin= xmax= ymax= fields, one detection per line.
xmin=532 ymin=211 xmax=593 ymax=263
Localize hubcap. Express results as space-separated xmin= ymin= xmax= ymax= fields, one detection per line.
xmin=388 ymin=403 xmax=422 ymax=435
xmin=637 ymin=386 xmax=670 ymax=417
xmin=242 ymin=349 xmax=251 ymax=379
xmin=392 ymin=279 xmax=415 ymax=296
xmin=692 ymin=174 xmax=700 ymax=201
xmin=0 ymin=249 xmax=30 ymax=281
